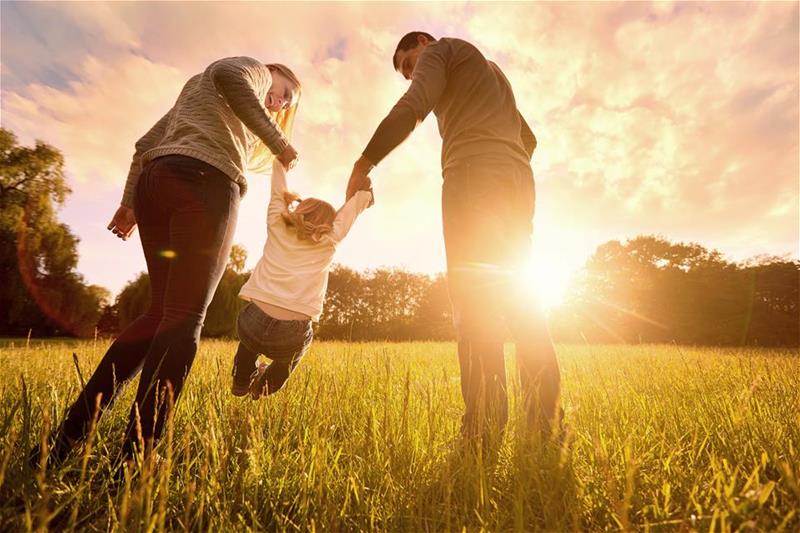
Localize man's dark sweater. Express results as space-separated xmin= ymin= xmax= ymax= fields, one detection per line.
xmin=363 ymin=37 xmax=535 ymax=173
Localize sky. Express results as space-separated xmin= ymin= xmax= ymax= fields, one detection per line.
xmin=1 ymin=1 xmax=798 ymax=302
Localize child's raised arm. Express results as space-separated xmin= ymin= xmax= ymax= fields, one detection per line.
xmin=330 ymin=188 xmax=372 ymax=243
xmin=267 ymin=159 xmax=289 ymax=225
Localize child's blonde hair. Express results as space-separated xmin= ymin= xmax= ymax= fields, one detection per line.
xmin=281 ymin=192 xmax=336 ymax=242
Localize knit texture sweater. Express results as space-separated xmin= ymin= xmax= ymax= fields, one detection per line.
xmin=239 ymin=161 xmax=372 ymax=320
xmin=121 ymin=57 xmax=289 ymax=207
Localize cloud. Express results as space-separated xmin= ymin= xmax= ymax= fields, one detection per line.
xmin=1 ymin=2 xmax=797 ymax=294
xmin=3 ymin=53 xmax=186 ymax=193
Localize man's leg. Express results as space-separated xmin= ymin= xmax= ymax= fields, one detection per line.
xmin=442 ymin=165 xmax=510 ymax=438
xmin=505 ymin=162 xmax=562 ymax=432
xmin=456 ymin=331 xmax=508 ymax=437
xmin=511 ymin=305 xmax=561 ymax=431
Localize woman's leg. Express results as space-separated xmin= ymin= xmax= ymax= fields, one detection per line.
xmin=121 ymin=157 xmax=239 ymax=458
xmin=38 ymin=166 xmax=170 ymax=466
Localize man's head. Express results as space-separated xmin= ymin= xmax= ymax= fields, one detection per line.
xmin=393 ymin=31 xmax=437 ymax=80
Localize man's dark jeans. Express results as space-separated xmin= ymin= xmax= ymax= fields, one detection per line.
xmin=232 ymin=302 xmax=313 ymax=395
xmin=51 ymin=155 xmax=239 ymax=461
xmin=442 ymin=156 xmax=561 ymax=437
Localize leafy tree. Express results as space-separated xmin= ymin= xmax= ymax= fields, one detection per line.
xmin=551 ymin=236 xmax=799 ymax=346
xmin=116 ymin=272 xmax=151 ymax=330
xmin=204 ymin=245 xmax=249 ymax=336
xmin=317 ymin=267 xmax=452 ymax=341
xmin=110 ymin=235 xmax=796 ymax=345
xmin=316 ymin=264 xmax=366 ymax=339
xmin=0 ymin=128 xmax=106 ymax=337
xmin=116 ymin=244 xmax=250 ymax=336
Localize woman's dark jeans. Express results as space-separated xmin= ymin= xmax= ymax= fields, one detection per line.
xmin=50 ymin=155 xmax=240 ymax=461
xmin=233 ymin=303 xmax=313 ymax=395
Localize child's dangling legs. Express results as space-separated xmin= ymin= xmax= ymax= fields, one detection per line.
xmin=232 ymin=341 xmax=260 ymax=397
xmin=232 ymin=302 xmax=313 ymax=399
xmin=250 ymin=353 xmax=304 ymax=399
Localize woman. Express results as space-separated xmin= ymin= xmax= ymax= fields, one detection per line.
xmin=33 ymin=57 xmax=302 ymax=467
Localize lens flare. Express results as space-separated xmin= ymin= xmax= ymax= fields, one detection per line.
xmin=518 ymin=256 xmax=571 ymax=310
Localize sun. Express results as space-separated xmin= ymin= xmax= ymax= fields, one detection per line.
xmin=517 ymin=256 xmax=572 ymax=310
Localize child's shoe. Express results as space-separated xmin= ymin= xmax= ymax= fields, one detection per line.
xmin=249 ymin=362 xmax=269 ymax=400
xmin=231 ymin=363 xmax=255 ymax=397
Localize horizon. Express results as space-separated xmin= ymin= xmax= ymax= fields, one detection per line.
xmin=1 ymin=2 xmax=797 ymax=299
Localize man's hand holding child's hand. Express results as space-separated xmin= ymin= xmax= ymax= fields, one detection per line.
xmin=347 ymin=156 xmax=375 ymax=207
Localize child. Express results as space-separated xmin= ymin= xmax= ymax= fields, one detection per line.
xmin=231 ymin=159 xmax=372 ymax=398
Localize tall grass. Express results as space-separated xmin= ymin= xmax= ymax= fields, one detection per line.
xmin=0 ymin=340 xmax=798 ymax=531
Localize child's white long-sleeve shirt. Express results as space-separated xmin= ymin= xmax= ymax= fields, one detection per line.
xmin=239 ymin=161 xmax=372 ymax=320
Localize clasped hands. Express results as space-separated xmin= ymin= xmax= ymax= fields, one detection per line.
xmin=108 ymin=149 xmax=373 ymax=241
xmin=346 ymin=156 xmax=375 ymax=207
xmin=278 ymin=146 xmax=374 ymax=205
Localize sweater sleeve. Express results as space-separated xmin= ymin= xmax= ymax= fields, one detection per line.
xmin=267 ymin=159 xmax=288 ymax=226
xmin=330 ymin=190 xmax=372 ymax=243
xmin=209 ymin=57 xmax=289 ymax=156
xmin=121 ymin=109 xmax=173 ymax=208
xmin=519 ymin=112 xmax=537 ymax=160
xmin=362 ymin=44 xmax=449 ymax=165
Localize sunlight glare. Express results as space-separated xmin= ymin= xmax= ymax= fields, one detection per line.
xmin=518 ymin=255 xmax=572 ymax=310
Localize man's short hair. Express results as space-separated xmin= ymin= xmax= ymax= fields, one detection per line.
xmin=393 ymin=31 xmax=437 ymax=70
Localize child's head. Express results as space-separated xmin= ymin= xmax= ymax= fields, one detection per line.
xmin=281 ymin=192 xmax=336 ymax=242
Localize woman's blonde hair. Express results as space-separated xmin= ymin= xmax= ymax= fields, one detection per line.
xmin=281 ymin=192 xmax=336 ymax=243
xmin=248 ymin=63 xmax=302 ymax=173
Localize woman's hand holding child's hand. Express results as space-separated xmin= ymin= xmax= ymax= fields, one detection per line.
xmin=277 ymin=144 xmax=299 ymax=170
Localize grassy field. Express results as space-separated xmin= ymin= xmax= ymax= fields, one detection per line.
xmin=0 ymin=340 xmax=798 ymax=532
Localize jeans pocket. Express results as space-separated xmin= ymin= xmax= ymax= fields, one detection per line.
xmin=200 ymin=167 xmax=239 ymax=210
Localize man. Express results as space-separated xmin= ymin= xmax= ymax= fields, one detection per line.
xmin=347 ymin=32 xmax=561 ymax=439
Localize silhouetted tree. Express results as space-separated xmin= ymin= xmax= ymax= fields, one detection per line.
xmin=107 ymin=236 xmax=797 ymax=345
xmin=116 ymin=272 xmax=151 ymax=330
xmin=115 ymin=244 xmax=250 ymax=336
xmin=317 ymin=267 xmax=452 ymax=341
xmin=0 ymin=128 xmax=106 ymax=337
xmin=551 ymin=236 xmax=799 ymax=346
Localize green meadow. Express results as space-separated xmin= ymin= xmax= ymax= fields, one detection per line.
xmin=1 ymin=340 xmax=798 ymax=532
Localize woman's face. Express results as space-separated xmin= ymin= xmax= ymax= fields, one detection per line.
xmin=267 ymin=72 xmax=299 ymax=113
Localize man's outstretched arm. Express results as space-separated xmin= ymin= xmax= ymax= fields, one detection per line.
xmin=347 ymin=44 xmax=449 ymax=200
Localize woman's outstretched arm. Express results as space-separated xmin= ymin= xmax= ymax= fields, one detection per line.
xmin=209 ymin=57 xmax=289 ymax=156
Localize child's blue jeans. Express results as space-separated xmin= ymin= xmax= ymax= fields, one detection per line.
xmin=233 ymin=302 xmax=313 ymax=394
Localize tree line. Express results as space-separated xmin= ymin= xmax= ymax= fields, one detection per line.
xmin=1 ymin=129 xmax=107 ymax=337
xmin=2 ymin=128 xmax=798 ymax=345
